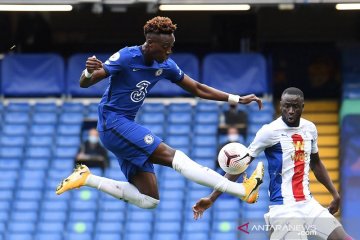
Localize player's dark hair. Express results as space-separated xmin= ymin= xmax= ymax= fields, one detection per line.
xmin=144 ymin=16 xmax=177 ymax=35
xmin=282 ymin=87 xmax=304 ymax=99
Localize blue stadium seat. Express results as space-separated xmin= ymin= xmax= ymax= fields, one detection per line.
xmin=37 ymin=222 xmax=65 ymax=233
xmin=202 ymin=53 xmax=268 ymax=95
xmin=4 ymin=112 xmax=30 ymax=124
xmin=40 ymin=211 xmax=67 ymax=222
xmin=0 ymin=190 xmax=13 ymax=200
xmin=70 ymin=200 xmax=96 ymax=211
xmin=168 ymin=103 xmax=192 ymax=112
xmin=0 ymin=159 xmax=21 ymax=170
xmin=5 ymin=233 xmax=33 ymax=240
xmin=184 ymin=221 xmax=210 ymax=232
xmin=123 ymin=233 xmax=151 ymax=240
xmin=67 ymin=221 xmax=94 ymax=233
xmin=69 ymin=211 xmax=97 ymax=221
xmin=33 ymin=102 xmax=58 ymax=112
xmin=59 ymin=112 xmax=84 ymax=124
xmin=95 ymin=233 xmax=122 ymax=240
xmin=139 ymin=112 xmax=165 ymax=124
xmin=182 ymin=233 xmax=209 ymax=240
xmin=158 ymin=200 xmax=184 ymax=211
xmin=153 ymin=233 xmax=180 ymax=240
xmin=0 ymin=211 xmax=9 ymax=222
xmin=160 ymin=189 xmax=184 ymax=201
xmin=66 ymin=233 xmax=92 ymax=240
xmin=7 ymin=222 xmax=36 ymax=233
xmin=211 ymin=232 xmax=238 ymax=240
xmin=6 ymin=102 xmax=31 ymax=112
xmin=2 ymin=124 xmax=27 ymax=136
xmin=42 ymin=200 xmax=68 ymax=211
xmin=167 ymin=124 xmax=191 ymax=135
xmin=58 ymin=124 xmax=81 ymax=135
xmin=23 ymin=158 xmax=49 ymax=169
xmin=16 ymin=190 xmax=42 ymax=200
xmin=186 ymin=189 xmax=212 ymax=201
xmin=0 ymin=147 xmax=23 ymax=158
xmin=213 ymin=210 xmax=240 ymax=220
xmin=67 ymin=53 xmax=110 ymax=97
xmin=125 ymin=222 xmax=152 ymax=233
xmin=28 ymin=136 xmax=53 ymax=147
xmin=127 ymin=210 xmax=153 ymax=221
xmin=154 ymin=221 xmax=181 ymax=233
xmin=142 ymin=124 xmax=164 ymax=137
xmin=248 ymin=111 xmax=274 ymax=124
xmin=195 ymin=102 xmax=219 ymax=112
xmin=25 ymin=147 xmax=51 ymax=158
xmin=194 ymin=124 xmax=217 ymax=135
xmin=54 ymin=147 xmax=78 ymax=158
xmin=168 ymin=112 xmax=192 ymax=124
xmin=161 ymin=179 xmax=186 ymax=190
xmin=166 ymin=135 xmax=190 ymax=147
xmin=194 ymin=112 xmax=219 ymax=124
xmin=95 ymin=221 xmax=123 ymax=233
xmin=32 ymin=112 xmax=57 ymax=124
xmin=148 ymin=53 xmax=199 ymax=97
xmin=98 ymin=211 xmax=126 ymax=222
xmin=214 ymin=199 xmax=241 ymax=211
xmin=61 ymin=102 xmax=85 ymax=113
xmin=56 ymin=136 xmax=80 ymax=147
xmin=193 ymin=135 xmax=217 ymax=147
xmin=0 ymin=178 xmax=16 ymax=189
xmin=192 ymin=147 xmax=216 ymax=159
xmin=35 ymin=233 xmax=63 ymax=240
xmin=30 ymin=124 xmax=55 ymax=136
xmin=247 ymin=124 xmax=263 ymax=136
xmin=140 ymin=103 xmax=166 ymax=113
xmin=155 ymin=210 xmax=183 ymax=221
xmin=1 ymin=54 xmax=65 ymax=97
xmin=100 ymin=200 xmax=126 ymax=211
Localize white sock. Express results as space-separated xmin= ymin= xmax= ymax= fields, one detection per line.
xmin=85 ymin=175 xmax=159 ymax=209
xmin=172 ymin=150 xmax=245 ymax=197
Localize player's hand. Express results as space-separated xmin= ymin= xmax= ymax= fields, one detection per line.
xmin=192 ymin=197 xmax=213 ymax=220
xmin=86 ymin=55 xmax=103 ymax=73
xmin=239 ymin=94 xmax=263 ymax=110
xmin=328 ymin=195 xmax=340 ymax=215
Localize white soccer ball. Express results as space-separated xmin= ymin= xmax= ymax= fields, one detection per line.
xmin=218 ymin=142 xmax=250 ymax=174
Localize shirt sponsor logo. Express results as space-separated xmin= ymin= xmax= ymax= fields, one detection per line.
xmin=130 ymin=80 xmax=150 ymax=102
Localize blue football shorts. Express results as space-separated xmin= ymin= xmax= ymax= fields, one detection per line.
xmin=99 ymin=117 xmax=162 ymax=180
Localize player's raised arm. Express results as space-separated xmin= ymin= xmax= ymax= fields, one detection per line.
xmin=80 ymin=56 xmax=108 ymax=88
xmin=177 ymin=74 xmax=263 ymax=110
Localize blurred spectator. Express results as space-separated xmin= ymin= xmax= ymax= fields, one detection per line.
xmin=219 ymin=103 xmax=247 ymax=136
xmin=76 ymin=128 xmax=109 ymax=169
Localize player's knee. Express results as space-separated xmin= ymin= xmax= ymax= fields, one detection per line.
xmin=140 ymin=195 xmax=160 ymax=209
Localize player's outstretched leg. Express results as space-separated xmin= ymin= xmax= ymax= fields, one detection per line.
xmin=241 ymin=162 xmax=264 ymax=203
xmin=171 ymin=150 xmax=264 ymax=203
xmin=56 ymin=164 xmax=90 ymax=195
xmin=56 ymin=164 xmax=159 ymax=209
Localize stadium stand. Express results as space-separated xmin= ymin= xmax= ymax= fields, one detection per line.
xmin=1 ymin=54 xmax=64 ymax=97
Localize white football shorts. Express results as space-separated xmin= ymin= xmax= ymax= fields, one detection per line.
xmin=264 ymin=198 xmax=342 ymax=240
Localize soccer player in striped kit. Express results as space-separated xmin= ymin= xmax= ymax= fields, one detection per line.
xmin=193 ymin=87 xmax=352 ymax=240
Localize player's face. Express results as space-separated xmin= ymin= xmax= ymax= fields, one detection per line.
xmin=280 ymin=93 xmax=304 ymax=127
xmin=149 ymin=33 xmax=175 ymax=63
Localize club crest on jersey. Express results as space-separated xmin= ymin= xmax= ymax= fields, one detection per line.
xmin=109 ymin=52 xmax=120 ymax=61
xmin=130 ymin=80 xmax=150 ymax=102
xmin=144 ymin=134 xmax=154 ymax=145
xmin=155 ymin=69 xmax=163 ymax=76
xmin=291 ymin=134 xmax=306 ymax=162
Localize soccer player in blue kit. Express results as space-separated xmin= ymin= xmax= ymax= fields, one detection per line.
xmin=56 ymin=16 xmax=265 ymax=209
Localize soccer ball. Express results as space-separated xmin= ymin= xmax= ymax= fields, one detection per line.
xmin=218 ymin=142 xmax=250 ymax=174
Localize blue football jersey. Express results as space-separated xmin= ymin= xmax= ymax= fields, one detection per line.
xmin=97 ymin=46 xmax=184 ymax=131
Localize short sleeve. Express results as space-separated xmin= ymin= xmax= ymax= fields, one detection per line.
xmin=310 ymin=123 xmax=319 ymax=154
xmin=103 ymin=51 xmax=124 ymax=76
xmin=166 ymin=59 xmax=184 ymax=83
xmin=248 ymin=124 xmax=274 ymax=158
